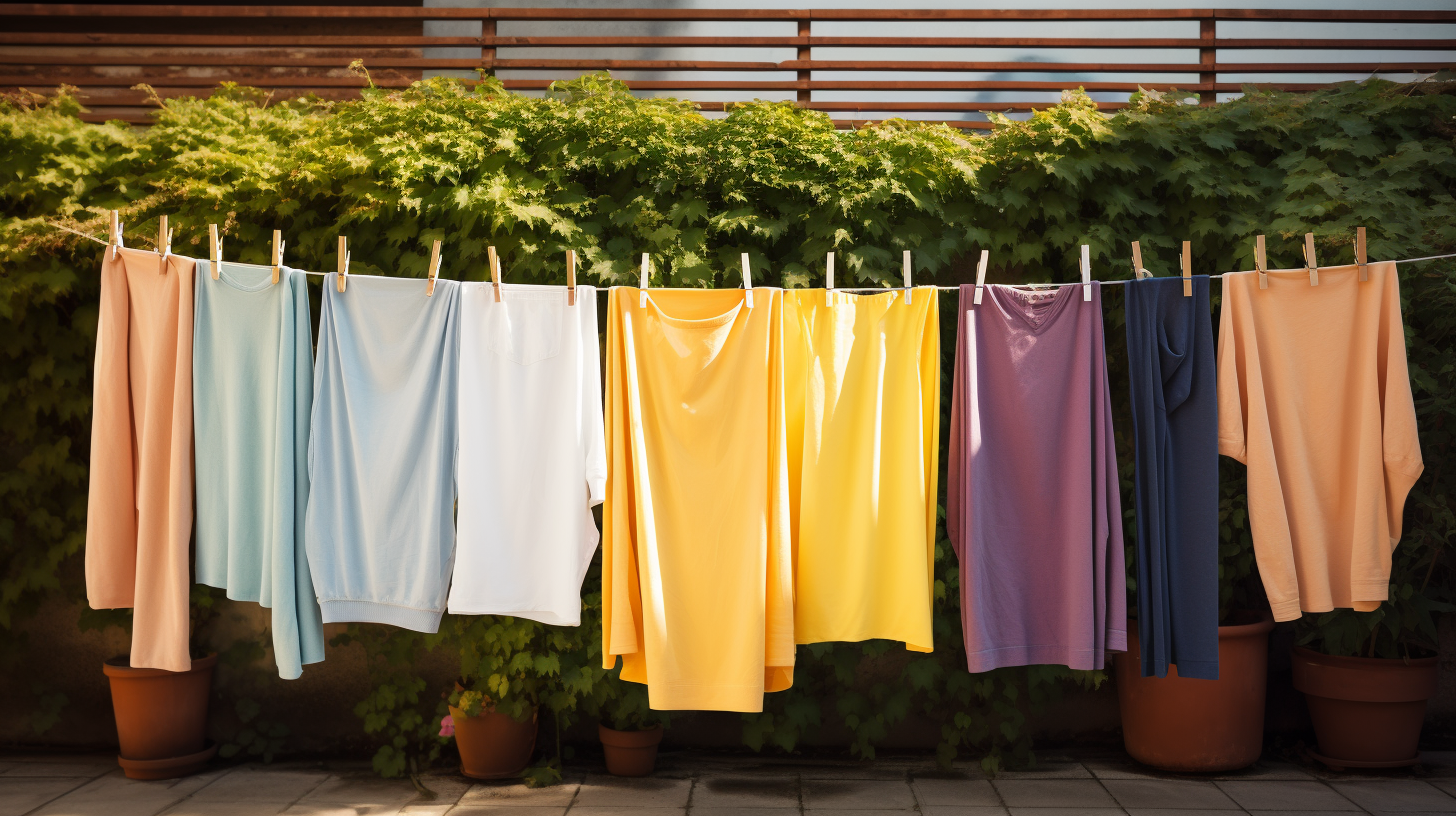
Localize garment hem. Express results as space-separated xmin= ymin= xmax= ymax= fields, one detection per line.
xmin=320 ymin=599 xmax=443 ymax=633
xmin=444 ymin=605 xmax=581 ymax=626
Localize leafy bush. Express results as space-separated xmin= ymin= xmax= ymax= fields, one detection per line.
xmin=2 ymin=75 xmax=1453 ymax=773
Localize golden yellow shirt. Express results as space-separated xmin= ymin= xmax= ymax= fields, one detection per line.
xmin=602 ymin=287 xmax=795 ymax=712
xmin=784 ymin=289 xmax=941 ymax=652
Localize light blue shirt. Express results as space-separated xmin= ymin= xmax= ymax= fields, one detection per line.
xmin=193 ymin=261 xmax=325 ymax=679
xmin=306 ymin=273 xmax=460 ymax=633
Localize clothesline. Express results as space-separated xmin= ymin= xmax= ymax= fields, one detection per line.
xmin=43 ymin=221 xmax=1456 ymax=291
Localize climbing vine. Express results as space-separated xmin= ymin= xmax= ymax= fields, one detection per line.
xmin=2 ymin=75 xmax=1454 ymax=773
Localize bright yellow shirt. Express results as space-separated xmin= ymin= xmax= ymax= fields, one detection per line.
xmin=602 ymin=287 xmax=795 ymax=712
xmin=784 ymin=289 xmax=941 ymax=652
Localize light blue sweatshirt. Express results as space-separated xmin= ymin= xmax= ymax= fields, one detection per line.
xmin=193 ymin=261 xmax=325 ymax=679
xmin=305 ymin=273 xmax=460 ymax=633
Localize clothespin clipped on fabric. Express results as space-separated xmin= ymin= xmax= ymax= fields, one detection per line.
xmin=426 ymin=240 xmax=442 ymax=297
xmin=741 ymin=252 xmax=754 ymax=308
xmin=208 ymin=224 xmax=222 ymax=280
xmin=1131 ymin=241 xmax=1147 ymax=280
xmin=825 ymin=252 xmax=834 ymax=307
xmin=336 ymin=236 xmax=350 ymax=293
xmin=902 ymin=250 xmax=913 ymax=305
xmin=487 ymin=245 xmax=501 ymax=302
xmin=271 ymin=229 xmax=285 ymax=285
xmin=566 ymin=249 xmax=577 ymax=306
xmin=639 ymin=253 xmax=650 ymax=308
xmin=1080 ymin=244 xmax=1092 ymax=302
xmin=1355 ymin=227 xmax=1368 ymax=282
xmin=156 ymin=215 xmax=172 ymax=275
xmin=1303 ymin=233 xmax=1319 ymax=286
xmin=1255 ymin=234 xmax=1268 ymax=290
xmin=973 ymin=249 xmax=990 ymax=305
xmin=1181 ymin=241 xmax=1192 ymax=297
xmin=108 ymin=210 xmax=123 ymax=260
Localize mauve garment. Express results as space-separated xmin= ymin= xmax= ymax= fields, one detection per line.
xmin=1125 ymin=276 xmax=1218 ymax=680
xmin=948 ymin=282 xmax=1127 ymax=672
xmin=86 ymin=247 xmax=196 ymax=673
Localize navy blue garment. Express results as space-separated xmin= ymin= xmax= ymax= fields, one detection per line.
xmin=1125 ymin=275 xmax=1219 ymax=679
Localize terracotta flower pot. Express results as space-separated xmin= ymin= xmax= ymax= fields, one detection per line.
xmin=1114 ymin=612 xmax=1274 ymax=772
xmin=450 ymin=704 xmax=538 ymax=780
xmin=1291 ymin=645 xmax=1437 ymax=769
xmin=103 ymin=654 xmax=218 ymax=780
xmin=599 ymin=724 xmax=663 ymax=777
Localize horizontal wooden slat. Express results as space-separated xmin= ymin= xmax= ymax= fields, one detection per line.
xmin=8 ymin=5 xmax=1456 ymax=22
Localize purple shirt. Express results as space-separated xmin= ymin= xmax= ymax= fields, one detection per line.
xmin=948 ymin=282 xmax=1127 ymax=672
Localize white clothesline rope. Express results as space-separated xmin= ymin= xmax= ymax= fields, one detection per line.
xmin=42 ymin=221 xmax=1456 ymax=291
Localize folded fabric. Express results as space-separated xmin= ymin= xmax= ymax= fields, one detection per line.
xmin=948 ymin=282 xmax=1127 ymax=672
xmin=194 ymin=260 xmax=325 ymax=679
xmin=1125 ymin=275 xmax=1218 ymax=680
xmin=448 ymin=283 xmax=606 ymax=625
xmin=306 ymin=273 xmax=461 ymax=633
xmin=602 ymin=287 xmax=795 ymax=712
xmin=784 ymin=289 xmax=940 ymax=652
xmin=86 ymin=247 xmax=196 ymax=673
xmin=1217 ymin=261 xmax=1422 ymax=621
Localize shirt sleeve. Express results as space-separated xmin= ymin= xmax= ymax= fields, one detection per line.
xmin=1377 ymin=263 xmax=1424 ymax=547
xmin=601 ymin=292 xmax=640 ymax=666
xmin=1216 ymin=279 xmax=1249 ymax=463
xmin=581 ymin=292 xmax=607 ymax=507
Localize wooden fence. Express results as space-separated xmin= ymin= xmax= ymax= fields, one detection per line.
xmin=2 ymin=4 xmax=1453 ymax=128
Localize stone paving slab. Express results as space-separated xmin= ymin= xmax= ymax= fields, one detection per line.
xmin=7 ymin=752 xmax=1456 ymax=815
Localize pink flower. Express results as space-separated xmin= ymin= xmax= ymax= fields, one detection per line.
xmin=438 ymin=715 xmax=454 ymax=738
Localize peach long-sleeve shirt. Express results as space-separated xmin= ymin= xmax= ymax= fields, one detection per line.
xmin=86 ymin=247 xmax=195 ymax=672
xmin=1217 ymin=261 xmax=1422 ymax=622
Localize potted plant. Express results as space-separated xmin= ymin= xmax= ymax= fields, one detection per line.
xmin=597 ymin=681 xmax=667 ymax=777
xmin=441 ymin=686 xmax=538 ymax=780
xmin=102 ymin=588 xmax=222 ymax=779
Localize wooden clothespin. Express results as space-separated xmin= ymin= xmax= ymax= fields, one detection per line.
xmin=271 ymin=229 xmax=284 ymax=285
xmin=1181 ymin=240 xmax=1192 ymax=297
xmin=640 ymin=253 xmax=650 ymax=308
xmin=336 ymin=236 xmax=350 ymax=293
xmin=108 ymin=210 xmax=123 ymax=260
xmin=486 ymin=245 xmax=501 ymax=302
xmin=566 ymin=249 xmax=577 ymax=306
xmin=1080 ymin=244 xmax=1092 ymax=301
xmin=1355 ymin=227 xmax=1368 ymax=282
xmin=902 ymin=250 xmax=913 ymax=305
xmin=973 ymin=249 xmax=990 ymax=305
xmin=1303 ymin=232 xmax=1319 ymax=286
xmin=1255 ymin=234 xmax=1267 ymax=290
xmin=741 ymin=252 xmax=754 ymax=308
xmin=156 ymin=215 xmax=172 ymax=275
xmin=426 ymin=240 xmax=442 ymax=297
xmin=208 ymin=223 xmax=222 ymax=280
xmin=1131 ymin=241 xmax=1146 ymax=280
xmin=825 ymin=251 xmax=834 ymax=307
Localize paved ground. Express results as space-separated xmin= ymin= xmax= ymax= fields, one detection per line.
xmin=6 ymin=750 xmax=1456 ymax=816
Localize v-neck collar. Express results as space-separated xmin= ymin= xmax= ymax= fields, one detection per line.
xmin=989 ymin=283 xmax=1078 ymax=335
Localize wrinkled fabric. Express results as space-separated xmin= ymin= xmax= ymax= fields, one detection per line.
xmin=86 ymin=247 xmax=196 ymax=672
xmin=1125 ymin=275 xmax=1218 ymax=680
xmin=602 ymin=288 xmax=795 ymax=712
xmin=948 ymin=282 xmax=1126 ymax=672
xmin=194 ymin=261 xmax=325 ymax=679
xmin=1218 ymin=261 xmax=1422 ymax=621
xmin=306 ymin=274 xmax=460 ymax=633
xmin=784 ymin=289 xmax=940 ymax=652
xmin=449 ymin=283 xmax=606 ymax=625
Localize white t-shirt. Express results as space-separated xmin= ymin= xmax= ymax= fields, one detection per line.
xmin=448 ymin=283 xmax=606 ymax=625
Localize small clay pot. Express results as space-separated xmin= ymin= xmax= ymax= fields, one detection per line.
xmin=599 ymin=724 xmax=663 ymax=777
xmin=1291 ymin=646 xmax=1437 ymax=769
xmin=103 ymin=654 xmax=218 ymax=780
xmin=1114 ymin=612 xmax=1274 ymax=772
xmin=451 ymin=704 xmax=538 ymax=780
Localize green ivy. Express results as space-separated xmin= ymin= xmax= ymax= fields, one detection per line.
xmin=1 ymin=75 xmax=1453 ymax=775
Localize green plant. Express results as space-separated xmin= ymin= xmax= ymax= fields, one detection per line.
xmin=1 ymin=75 xmax=1453 ymax=775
